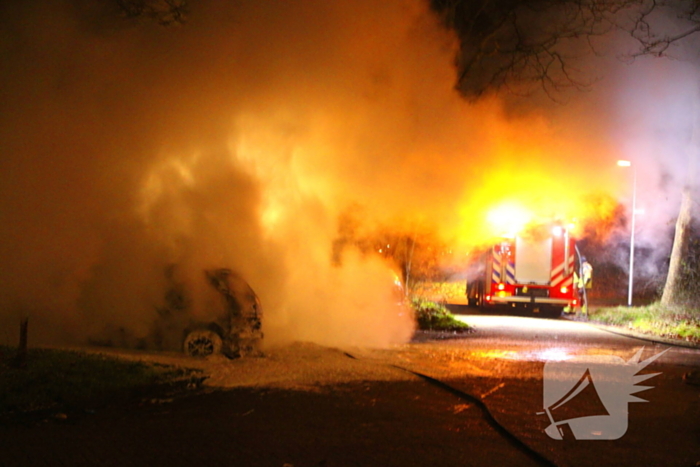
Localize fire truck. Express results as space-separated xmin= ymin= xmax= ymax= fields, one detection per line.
xmin=466 ymin=223 xmax=579 ymax=315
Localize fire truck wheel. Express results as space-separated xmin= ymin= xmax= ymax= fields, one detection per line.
xmin=184 ymin=329 xmax=223 ymax=357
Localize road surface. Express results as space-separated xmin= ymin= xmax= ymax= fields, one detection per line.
xmin=1 ymin=315 xmax=698 ymax=467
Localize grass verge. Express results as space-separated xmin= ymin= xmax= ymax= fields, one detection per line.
xmin=0 ymin=346 xmax=200 ymax=420
xmin=411 ymin=297 xmax=471 ymax=332
xmin=588 ymin=302 xmax=700 ymax=343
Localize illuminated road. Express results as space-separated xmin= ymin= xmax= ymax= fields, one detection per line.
xmin=454 ymin=314 xmax=700 ymax=366
xmin=368 ymin=314 xmax=700 ymax=383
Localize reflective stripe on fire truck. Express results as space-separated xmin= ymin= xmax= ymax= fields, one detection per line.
xmin=550 ymin=253 xmax=575 ymax=288
xmin=506 ymin=259 xmax=515 ymax=285
xmin=492 ymin=251 xmax=502 ymax=283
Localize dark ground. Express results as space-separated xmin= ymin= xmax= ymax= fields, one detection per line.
xmin=1 ymin=357 xmax=698 ymax=467
xmin=0 ymin=377 xmax=546 ymax=467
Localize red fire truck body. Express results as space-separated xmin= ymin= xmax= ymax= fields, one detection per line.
xmin=467 ymin=226 xmax=578 ymax=314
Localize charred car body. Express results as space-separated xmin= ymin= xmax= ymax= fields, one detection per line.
xmin=152 ymin=267 xmax=263 ymax=358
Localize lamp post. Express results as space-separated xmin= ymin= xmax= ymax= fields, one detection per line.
xmin=617 ymin=160 xmax=636 ymax=306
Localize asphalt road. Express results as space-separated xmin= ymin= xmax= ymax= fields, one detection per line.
xmin=1 ymin=314 xmax=698 ymax=467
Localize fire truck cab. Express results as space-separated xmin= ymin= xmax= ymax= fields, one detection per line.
xmin=466 ymin=224 xmax=578 ymax=316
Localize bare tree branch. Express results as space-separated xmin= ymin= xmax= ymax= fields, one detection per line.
xmin=431 ymin=0 xmax=644 ymax=98
xmin=621 ymin=0 xmax=700 ymax=57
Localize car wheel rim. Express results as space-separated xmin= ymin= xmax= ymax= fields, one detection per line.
xmin=188 ymin=337 xmax=214 ymax=356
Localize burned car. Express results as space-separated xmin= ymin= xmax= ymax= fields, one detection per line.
xmin=182 ymin=268 xmax=263 ymax=358
xmin=152 ymin=267 xmax=263 ymax=358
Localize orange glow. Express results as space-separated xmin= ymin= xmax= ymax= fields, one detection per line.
xmin=455 ymin=165 xmax=619 ymax=249
xmin=471 ymin=350 xmax=517 ymax=359
xmin=457 ymin=171 xmax=588 ymax=246
xmin=447 ymin=103 xmax=622 ymax=250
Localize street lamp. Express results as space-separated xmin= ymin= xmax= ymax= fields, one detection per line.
xmin=617 ymin=160 xmax=636 ymax=306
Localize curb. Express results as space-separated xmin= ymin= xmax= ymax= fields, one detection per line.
xmin=562 ymin=315 xmax=700 ymax=350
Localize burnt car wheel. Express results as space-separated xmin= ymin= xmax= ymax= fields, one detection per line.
xmin=184 ymin=329 xmax=223 ymax=357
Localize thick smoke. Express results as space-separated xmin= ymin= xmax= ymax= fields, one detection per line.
xmin=0 ymin=0 xmax=696 ymax=347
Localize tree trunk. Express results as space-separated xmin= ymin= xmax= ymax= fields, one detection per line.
xmin=661 ymin=188 xmax=693 ymax=307
xmin=661 ymin=78 xmax=700 ymax=307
